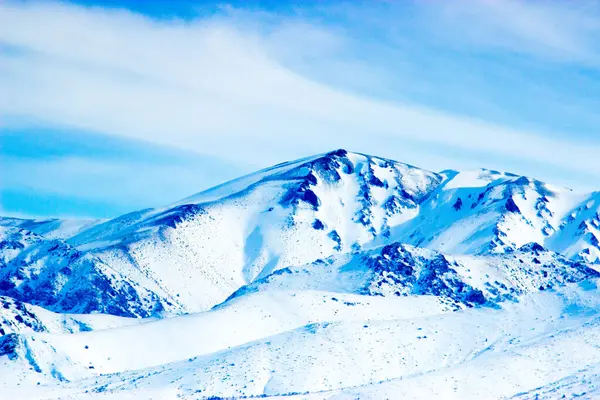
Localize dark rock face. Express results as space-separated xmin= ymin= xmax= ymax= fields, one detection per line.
xmin=312 ymin=219 xmax=325 ymax=230
xmin=518 ymin=242 xmax=546 ymax=253
xmin=363 ymin=243 xmax=487 ymax=307
xmin=0 ymin=334 xmax=19 ymax=359
xmin=0 ymin=227 xmax=165 ymax=318
xmin=278 ymin=151 xmax=442 ymax=232
xmin=328 ymin=231 xmax=342 ymax=252
xmin=300 ymin=189 xmax=320 ymax=210
xmin=382 ymin=193 xmax=416 ymax=216
xmin=0 ymin=297 xmax=46 ymax=335
xmin=360 ymin=243 xmax=600 ymax=308
xmin=149 ymin=204 xmax=206 ymax=229
xmin=505 ymin=198 xmax=521 ymax=213
xmin=279 ymin=151 xmax=355 ymax=211
xmin=453 ymin=197 xmax=463 ymax=211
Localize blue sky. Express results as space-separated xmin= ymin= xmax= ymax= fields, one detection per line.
xmin=2 ymin=0 xmax=600 ymax=218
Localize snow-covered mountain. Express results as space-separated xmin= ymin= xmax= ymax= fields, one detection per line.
xmin=392 ymin=169 xmax=600 ymax=260
xmin=2 ymin=150 xmax=447 ymax=315
xmin=225 ymin=242 xmax=599 ymax=309
xmin=2 ymin=149 xmax=600 ymax=399
xmin=0 ymin=225 xmax=166 ymax=317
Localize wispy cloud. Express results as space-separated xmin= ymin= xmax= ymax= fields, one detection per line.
xmin=417 ymin=0 xmax=600 ymax=63
xmin=3 ymin=156 xmax=232 ymax=203
xmin=0 ymin=128 xmax=250 ymax=217
xmin=1 ymin=153 xmax=249 ymax=217
xmin=1 ymin=0 xmax=600 ymax=193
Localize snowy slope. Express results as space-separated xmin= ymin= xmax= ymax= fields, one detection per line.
xmin=64 ymin=150 xmax=443 ymax=314
xmin=390 ymin=169 xmax=592 ymax=256
xmin=0 ymin=225 xmax=170 ymax=317
xmin=3 ymin=149 xmax=600 ymax=399
xmin=225 ymin=241 xmax=600 ymax=310
xmin=545 ymin=191 xmax=600 ymax=263
xmin=2 ymin=280 xmax=600 ymax=399
xmin=0 ymin=235 xmax=598 ymax=398
xmin=0 ymin=295 xmax=151 ymax=336
xmin=4 ymin=150 xmax=600 ymax=317
xmin=65 ymin=151 xmax=600 ymax=314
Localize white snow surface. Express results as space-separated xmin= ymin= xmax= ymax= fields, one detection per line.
xmin=2 ymin=149 xmax=600 ymax=399
xmin=3 ymin=281 xmax=600 ymax=399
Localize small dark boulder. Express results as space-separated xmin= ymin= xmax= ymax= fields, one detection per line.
xmin=453 ymin=197 xmax=463 ymax=211
xmin=312 ymin=219 xmax=325 ymax=230
xmin=505 ymin=198 xmax=521 ymax=213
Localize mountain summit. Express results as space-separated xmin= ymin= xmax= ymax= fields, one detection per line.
xmin=2 ymin=150 xmax=600 ymax=316
xmin=2 ymin=150 xmax=600 ymax=399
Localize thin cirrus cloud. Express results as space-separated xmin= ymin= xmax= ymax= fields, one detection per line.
xmin=1 ymin=0 xmax=600 ymax=218
xmin=0 ymin=128 xmax=251 ymax=217
xmin=421 ymin=0 xmax=600 ymax=63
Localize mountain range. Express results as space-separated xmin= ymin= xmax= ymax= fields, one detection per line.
xmin=2 ymin=149 xmax=600 ymax=399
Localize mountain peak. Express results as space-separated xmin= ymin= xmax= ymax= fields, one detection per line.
xmin=175 ymin=149 xmax=439 ymax=206
xmin=3 ymin=149 xmax=600 ymax=399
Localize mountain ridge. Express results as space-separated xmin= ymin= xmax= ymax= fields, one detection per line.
xmin=3 ymin=149 xmax=600 ymax=399
xmin=2 ymin=149 xmax=600 ymax=317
